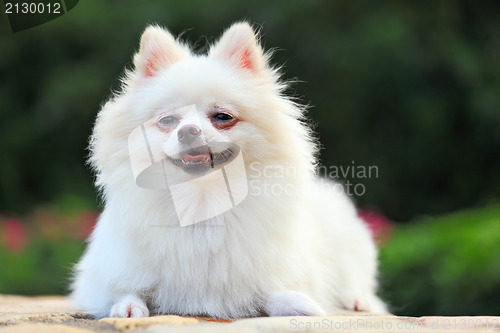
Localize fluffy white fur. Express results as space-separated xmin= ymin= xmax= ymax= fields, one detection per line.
xmin=70 ymin=22 xmax=387 ymax=319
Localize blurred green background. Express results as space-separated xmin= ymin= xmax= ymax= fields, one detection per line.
xmin=0 ymin=0 xmax=499 ymax=316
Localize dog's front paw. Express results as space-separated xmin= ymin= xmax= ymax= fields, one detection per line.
xmin=265 ymin=290 xmax=326 ymax=316
xmin=110 ymin=295 xmax=149 ymax=318
xmin=353 ymin=294 xmax=388 ymax=314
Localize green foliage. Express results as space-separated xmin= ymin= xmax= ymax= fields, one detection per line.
xmin=0 ymin=195 xmax=96 ymax=295
xmin=379 ymin=204 xmax=500 ymax=315
xmin=0 ymin=238 xmax=85 ymax=295
xmin=0 ymin=1 xmax=499 ymax=220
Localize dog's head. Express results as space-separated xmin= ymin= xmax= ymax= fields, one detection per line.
xmin=92 ymin=22 xmax=314 ymax=189
xmin=126 ymin=22 xmax=276 ymax=181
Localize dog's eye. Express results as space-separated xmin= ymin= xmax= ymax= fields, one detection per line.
xmin=213 ymin=113 xmax=234 ymax=122
xmin=158 ymin=116 xmax=178 ymax=126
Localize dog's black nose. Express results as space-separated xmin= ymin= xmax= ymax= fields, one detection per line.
xmin=177 ymin=124 xmax=201 ymax=144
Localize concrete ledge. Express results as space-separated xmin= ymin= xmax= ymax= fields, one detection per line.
xmin=0 ymin=295 xmax=498 ymax=332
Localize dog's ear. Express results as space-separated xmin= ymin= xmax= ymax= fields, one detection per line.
xmin=210 ymin=22 xmax=266 ymax=74
xmin=134 ymin=25 xmax=186 ymax=78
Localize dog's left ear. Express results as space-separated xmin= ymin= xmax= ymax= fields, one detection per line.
xmin=210 ymin=22 xmax=266 ymax=74
xmin=134 ymin=25 xmax=187 ymax=78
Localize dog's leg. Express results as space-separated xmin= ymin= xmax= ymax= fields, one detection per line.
xmin=264 ymin=290 xmax=326 ymax=316
xmin=109 ymin=294 xmax=149 ymax=318
xmin=353 ymin=294 xmax=388 ymax=314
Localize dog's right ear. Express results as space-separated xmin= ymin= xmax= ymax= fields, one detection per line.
xmin=210 ymin=22 xmax=266 ymax=75
xmin=134 ymin=25 xmax=186 ymax=78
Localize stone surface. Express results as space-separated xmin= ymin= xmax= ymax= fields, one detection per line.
xmin=0 ymin=312 xmax=73 ymax=325
xmin=0 ymin=295 xmax=499 ymax=333
xmin=100 ymin=315 xmax=199 ymax=330
xmin=147 ymin=323 xmax=256 ymax=333
xmin=0 ymin=295 xmax=79 ymax=316
xmin=0 ymin=324 xmax=94 ymax=333
xmin=0 ymin=295 xmax=84 ymax=325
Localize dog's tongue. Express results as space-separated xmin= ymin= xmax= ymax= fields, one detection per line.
xmin=182 ymin=153 xmax=211 ymax=162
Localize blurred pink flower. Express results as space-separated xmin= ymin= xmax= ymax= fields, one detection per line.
xmin=75 ymin=211 xmax=99 ymax=240
xmin=358 ymin=209 xmax=393 ymax=246
xmin=33 ymin=208 xmax=63 ymax=239
xmin=0 ymin=217 xmax=29 ymax=253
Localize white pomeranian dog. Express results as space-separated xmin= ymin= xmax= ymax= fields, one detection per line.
xmin=71 ymin=22 xmax=387 ymax=319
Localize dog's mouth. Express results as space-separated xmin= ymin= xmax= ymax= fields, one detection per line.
xmin=168 ymin=144 xmax=237 ymax=174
